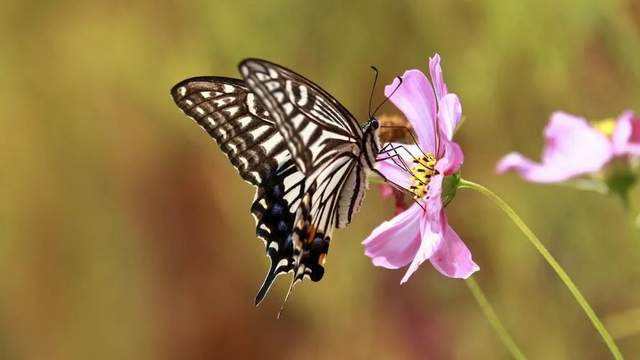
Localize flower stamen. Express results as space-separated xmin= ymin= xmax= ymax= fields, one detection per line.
xmin=593 ymin=118 xmax=616 ymax=137
xmin=409 ymin=153 xmax=437 ymax=199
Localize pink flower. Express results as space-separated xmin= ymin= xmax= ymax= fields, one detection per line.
xmin=612 ymin=111 xmax=640 ymax=156
xmin=364 ymin=54 xmax=479 ymax=283
xmin=378 ymin=184 xmax=408 ymax=216
xmin=497 ymin=111 xmax=640 ymax=183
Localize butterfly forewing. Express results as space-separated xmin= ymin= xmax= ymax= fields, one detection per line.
xmin=171 ymin=77 xmax=306 ymax=304
xmin=239 ymin=59 xmax=362 ymax=175
xmin=171 ymin=76 xmax=290 ymax=185
xmin=239 ymin=60 xmax=373 ymax=282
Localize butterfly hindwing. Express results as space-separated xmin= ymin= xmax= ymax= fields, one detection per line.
xmin=251 ymin=160 xmax=305 ymax=304
xmin=288 ymin=154 xmax=366 ymax=283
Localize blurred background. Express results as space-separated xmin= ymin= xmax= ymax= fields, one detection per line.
xmin=2 ymin=1 xmax=640 ymax=359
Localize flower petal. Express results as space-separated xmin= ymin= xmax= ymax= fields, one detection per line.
xmin=400 ymin=214 xmax=443 ymax=283
xmin=541 ymin=112 xmax=613 ymax=169
xmin=497 ymin=112 xmax=613 ymax=182
xmin=613 ymin=111 xmax=640 ymax=156
xmin=437 ymin=93 xmax=462 ymax=141
xmin=385 ymin=70 xmax=438 ymax=152
xmin=430 ymin=219 xmax=479 ymax=279
xmin=376 ymin=143 xmax=424 ymax=189
xmin=424 ymin=174 xmax=444 ymax=221
xmin=496 ymin=152 xmax=550 ymax=180
xmin=400 ymin=175 xmax=445 ymax=283
xmin=378 ymin=184 xmax=394 ymax=199
xmin=429 ymin=54 xmax=448 ymax=101
xmin=363 ymin=203 xmax=423 ymax=269
xmin=376 ymin=160 xmax=412 ymax=189
xmin=436 ymin=140 xmax=464 ymax=176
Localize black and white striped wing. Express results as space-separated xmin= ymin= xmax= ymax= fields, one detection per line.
xmin=250 ymin=154 xmax=366 ymax=303
xmin=171 ymin=77 xmax=306 ymax=304
xmin=171 ymin=76 xmax=289 ymax=185
xmin=290 ymin=154 xmax=366 ymax=283
xmin=239 ymin=59 xmax=363 ymax=175
xmin=238 ymin=58 xmax=369 ymax=231
xmin=238 ymin=59 xmax=372 ymax=286
xmin=171 ymin=62 xmax=371 ymax=305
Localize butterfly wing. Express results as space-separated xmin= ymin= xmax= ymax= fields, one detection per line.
xmin=171 ymin=77 xmax=306 ymax=304
xmin=171 ymin=76 xmax=288 ymax=185
xmin=238 ymin=59 xmax=371 ymax=285
xmin=290 ymin=154 xmax=365 ymax=283
xmin=238 ymin=59 xmax=363 ymax=175
xmin=171 ymin=62 xmax=374 ymax=305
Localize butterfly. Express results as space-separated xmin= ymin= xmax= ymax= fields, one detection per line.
xmin=170 ymin=59 xmax=399 ymax=306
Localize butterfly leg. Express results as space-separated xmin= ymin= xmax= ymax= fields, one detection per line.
xmin=375 ymin=144 xmax=431 ymax=212
xmin=379 ymin=125 xmax=432 ymax=158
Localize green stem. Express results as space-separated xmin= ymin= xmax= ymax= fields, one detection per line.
xmin=629 ymin=200 xmax=640 ymax=234
xmin=466 ymin=277 xmax=527 ymax=359
xmin=458 ymin=179 xmax=623 ymax=359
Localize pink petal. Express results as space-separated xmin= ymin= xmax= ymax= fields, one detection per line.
xmin=376 ymin=160 xmax=412 ymax=189
xmin=437 ymin=93 xmax=462 ymax=141
xmin=613 ymin=111 xmax=640 ymax=156
xmin=424 ymin=174 xmax=445 ymax=221
xmin=378 ymin=184 xmax=394 ymax=199
xmin=497 ymin=112 xmax=613 ymax=182
xmin=378 ymin=185 xmax=410 ymax=216
xmin=496 ymin=152 xmax=556 ymax=182
xmin=385 ymin=70 xmax=438 ymax=152
xmin=375 ymin=143 xmax=424 ymax=189
xmin=436 ymin=140 xmax=464 ymax=176
xmin=363 ymin=203 xmax=423 ymax=269
xmin=400 ymin=175 xmax=445 ymax=283
xmin=430 ymin=219 xmax=479 ymax=279
xmin=429 ymin=54 xmax=448 ymax=101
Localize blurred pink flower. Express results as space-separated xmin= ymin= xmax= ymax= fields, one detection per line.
xmin=378 ymin=184 xmax=408 ymax=216
xmin=612 ymin=111 xmax=640 ymax=156
xmin=496 ymin=111 xmax=640 ymax=183
xmin=364 ymin=54 xmax=479 ymax=283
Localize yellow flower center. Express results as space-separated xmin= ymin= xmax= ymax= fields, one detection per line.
xmin=409 ymin=153 xmax=437 ymax=199
xmin=593 ymin=118 xmax=616 ymax=136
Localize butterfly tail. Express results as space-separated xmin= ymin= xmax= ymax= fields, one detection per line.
xmin=255 ymin=263 xmax=280 ymax=306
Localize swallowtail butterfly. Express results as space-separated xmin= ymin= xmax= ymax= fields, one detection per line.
xmin=171 ymin=59 xmax=388 ymax=305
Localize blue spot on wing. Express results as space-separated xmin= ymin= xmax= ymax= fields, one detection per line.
xmin=251 ymin=160 xmax=302 ymax=305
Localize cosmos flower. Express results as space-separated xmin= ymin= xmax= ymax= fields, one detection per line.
xmin=612 ymin=111 xmax=640 ymax=157
xmin=496 ymin=111 xmax=640 ymax=183
xmin=378 ymin=184 xmax=408 ymax=216
xmin=363 ymin=54 xmax=479 ymax=283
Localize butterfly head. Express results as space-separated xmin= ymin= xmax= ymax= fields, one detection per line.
xmin=367 ymin=117 xmax=379 ymax=130
xmin=362 ymin=68 xmax=402 ymax=169
xmin=361 ymin=117 xmax=381 ymax=170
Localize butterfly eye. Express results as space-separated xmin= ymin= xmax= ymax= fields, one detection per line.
xmin=370 ymin=118 xmax=379 ymax=130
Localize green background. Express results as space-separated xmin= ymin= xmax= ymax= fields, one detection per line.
xmin=2 ymin=1 xmax=640 ymax=358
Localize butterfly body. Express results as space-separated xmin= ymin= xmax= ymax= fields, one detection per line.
xmin=171 ymin=59 xmax=381 ymax=305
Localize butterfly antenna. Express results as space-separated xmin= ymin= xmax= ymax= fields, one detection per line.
xmin=276 ymin=278 xmax=297 ymax=319
xmin=368 ymin=66 xmax=380 ymax=119
xmin=371 ymin=75 xmax=403 ymax=117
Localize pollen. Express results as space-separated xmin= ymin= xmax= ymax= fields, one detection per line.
xmin=593 ymin=118 xmax=616 ymax=136
xmin=409 ymin=153 xmax=437 ymax=199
